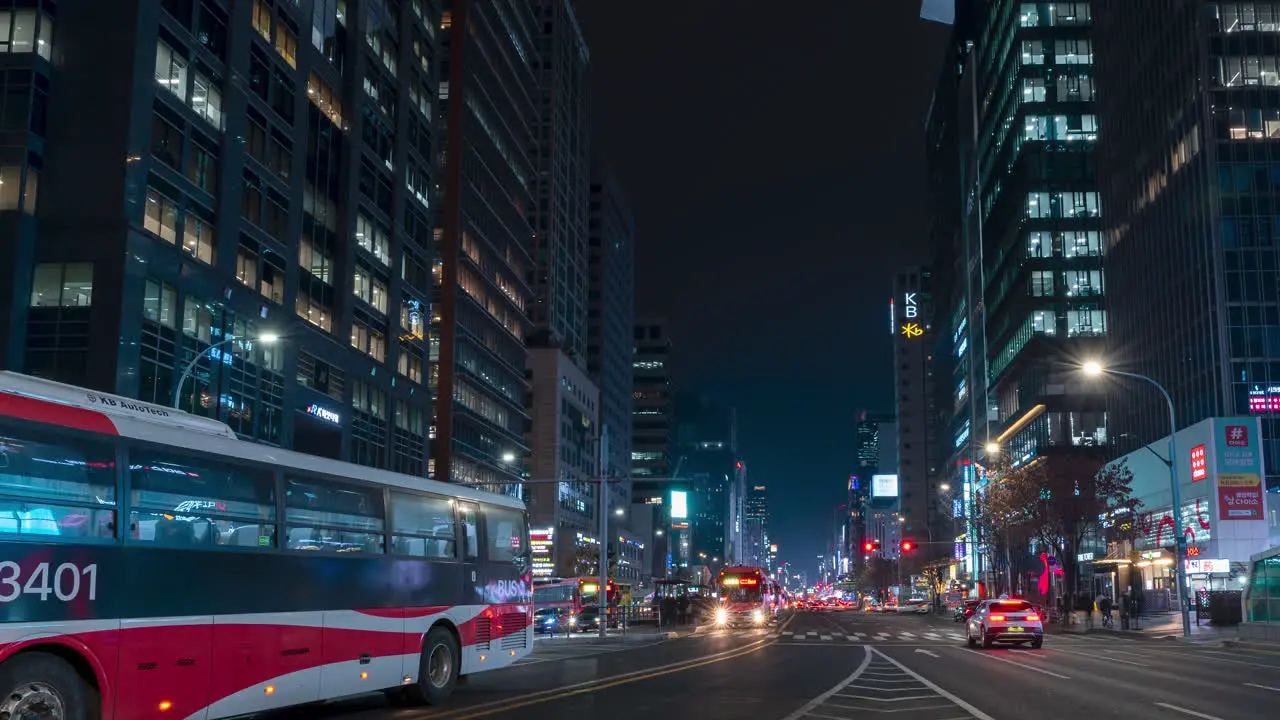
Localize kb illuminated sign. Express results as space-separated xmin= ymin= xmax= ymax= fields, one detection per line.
xmin=899 ymin=292 xmax=923 ymax=339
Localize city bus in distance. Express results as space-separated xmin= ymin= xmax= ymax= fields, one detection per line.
xmin=0 ymin=372 xmax=532 ymax=720
xmin=533 ymin=578 xmax=631 ymax=624
xmin=713 ymin=566 xmax=772 ymax=628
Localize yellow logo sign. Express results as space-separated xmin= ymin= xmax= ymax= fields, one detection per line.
xmin=900 ymin=323 xmax=924 ymax=338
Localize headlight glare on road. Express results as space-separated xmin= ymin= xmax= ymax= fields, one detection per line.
xmin=716 ymin=608 xmax=728 ymax=625
xmin=752 ymin=610 xmax=764 ymax=624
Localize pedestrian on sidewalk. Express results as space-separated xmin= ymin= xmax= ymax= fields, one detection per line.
xmin=1098 ymin=594 xmax=1114 ymax=629
xmin=1120 ymin=590 xmax=1132 ymax=630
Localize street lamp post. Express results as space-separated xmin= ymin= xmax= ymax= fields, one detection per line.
xmin=1083 ymin=360 xmax=1191 ymax=638
xmin=172 ymin=333 xmax=279 ymax=409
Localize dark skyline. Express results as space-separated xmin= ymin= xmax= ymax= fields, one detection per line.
xmin=576 ymin=1 xmax=952 ymax=573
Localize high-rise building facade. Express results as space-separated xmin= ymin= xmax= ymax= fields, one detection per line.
xmin=3 ymin=1 xmax=441 ymax=472
xmin=587 ymin=159 xmax=637 ymax=528
xmin=892 ymin=267 xmax=941 ymax=573
xmin=432 ymin=0 xmax=538 ymax=492
xmin=744 ymin=483 xmax=768 ymax=567
xmin=632 ymin=318 xmax=674 ymax=576
xmin=525 ymin=347 xmax=599 ymax=577
xmin=1093 ymin=2 xmax=1280 ymax=486
xmin=675 ymin=392 xmax=737 ymax=573
xmin=850 ymin=410 xmax=894 ymax=567
xmin=632 ymin=319 xmax=672 ymax=480
xmin=926 ymin=1 xmax=1109 ymax=591
xmin=528 ymin=0 xmax=590 ymax=361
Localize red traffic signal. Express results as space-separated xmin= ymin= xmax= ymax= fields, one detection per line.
xmin=901 ymin=540 xmax=915 ymax=552
xmin=863 ymin=540 xmax=882 ymax=552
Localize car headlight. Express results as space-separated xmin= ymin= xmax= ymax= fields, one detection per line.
xmin=752 ymin=610 xmax=764 ymax=624
xmin=715 ymin=608 xmax=728 ymax=625
xmin=568 ymin=616 xmax=577 ymax=626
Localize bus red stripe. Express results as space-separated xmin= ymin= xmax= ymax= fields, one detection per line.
xmin=0 ymin=393 xmax=119 ymax=435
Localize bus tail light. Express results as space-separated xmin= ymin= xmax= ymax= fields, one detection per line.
xmin=264 ymin=686 xmax=276 ymax=695
xmin=158 ymin=701 xmax=173 ymax=711
xmin=360 ymin=672 xmax=369 ymax=680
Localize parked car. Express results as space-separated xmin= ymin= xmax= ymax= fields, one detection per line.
xmin=954 ymin=599 xmax=981 ymax=623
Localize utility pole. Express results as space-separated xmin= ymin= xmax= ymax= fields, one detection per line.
xmin=597 ymin=426 xmax=610 ymax=639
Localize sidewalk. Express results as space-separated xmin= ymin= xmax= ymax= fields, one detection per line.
xmin=1067 ymin=612 xmax=1239 ymax=643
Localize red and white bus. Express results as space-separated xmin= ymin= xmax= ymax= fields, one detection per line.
xmin=713 ymin=566 xmax=773 ymax=628
xmin=0 ymin=372 xmax=533 ymax=720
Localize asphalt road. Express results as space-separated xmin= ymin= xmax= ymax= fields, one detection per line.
xmin=260 ymin=610 xmax=1280 ymax=719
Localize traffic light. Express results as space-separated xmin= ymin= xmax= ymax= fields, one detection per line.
xmin=900 ymin=540 xmax=915 ymax=552
xmin=862 ymin=540 xmax=881 ymax=553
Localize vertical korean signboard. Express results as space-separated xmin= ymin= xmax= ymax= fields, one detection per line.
xmin=1215 ymin=420 xmax=1265 ymax=521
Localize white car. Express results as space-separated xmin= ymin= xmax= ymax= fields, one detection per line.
xmin=966 ymin=599 xmax=1044 ymax=649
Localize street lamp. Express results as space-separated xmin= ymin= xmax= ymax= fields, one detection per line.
xmin=501 ymin=452 xmax=517 ymax=463
xmin=173 ymin=333 xmax=280 ymax=408
xmin=1082 ymin=359 xmax=1191 ymax=638
xmin=984 ymin=441 xmax=1000 ymax=455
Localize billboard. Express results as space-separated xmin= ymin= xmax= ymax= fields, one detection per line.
xmin=872 ymin=474 xmax=899 ymax=498
xmin=529 ymin=527 xmax=554 ymax=578
xmin=670 ymin=490 xmax=688 ymax=520
xmin=1215 ymin=421 xmax=1264 ymax=521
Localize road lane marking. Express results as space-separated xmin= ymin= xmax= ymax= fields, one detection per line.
xmin=846 ymin=635 xmax=857 ymax=641
xmin=781 ymin=631 xmax=794 ymax=636
xmin=779 ymin=646 xmax=872 ymax=720
xmin=901 ymin=632 xmax=916 ymax=638
xmin=1052 ymin=647 xmax=1144 ymax=666
xmin=835 ymin=692 xmax=937 ymax=701
xmin=438 ymin=639 xmax=775 ymax=719
xmin=963 ymin=649 xmax=1070 ymax=679
xmin=870 ymin=648 xmax=996 ymax=720
xmin=914 ymin=649 xmax=939 ymax=658
xmin=420 ymin=635 xmax=775 ymax=719
xmin=1154 ymin=702 xmax=1224 ymax=720
xmin=1244 ymin=682 xmax=1280 ymax=692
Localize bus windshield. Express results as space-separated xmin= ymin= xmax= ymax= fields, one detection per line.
xmin=723 ymin=586 xmax=763 ymax=602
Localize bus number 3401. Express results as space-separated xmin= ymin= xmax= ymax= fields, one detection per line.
xmin=0 ymin=562 xmax=98 ymax=603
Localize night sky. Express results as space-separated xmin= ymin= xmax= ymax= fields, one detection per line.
xmin=576 ymin=1 xmax=951 ymax=577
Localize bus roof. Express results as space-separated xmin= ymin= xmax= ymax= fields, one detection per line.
xmin=0 ymin=371 xmax=525 ymax=511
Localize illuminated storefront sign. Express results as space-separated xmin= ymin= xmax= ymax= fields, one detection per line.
xmin=530 ymin=527 xmax=554 ymax=578
xmin=1185 ymin=558 xmax=1230 ymax=574
xmin=1217 ymin=422 xmax=1264 ymax=521
xmin=1190 ymin=444 xmax=1207 ymax=482
xmin=305 ymin=404 xmax=341 ymax=424
xmin=1248 ymin=386 xmax=1280 ymax=413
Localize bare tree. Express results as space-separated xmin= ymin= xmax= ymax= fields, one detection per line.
xmin=998 ymin=455 xmax=1141 ymax=601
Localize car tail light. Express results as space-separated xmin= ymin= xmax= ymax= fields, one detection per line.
xmin=1025 ymin=614 xmax=1039 ymax=622
xmin=989 ymin=615 xmax=1006 ymax=622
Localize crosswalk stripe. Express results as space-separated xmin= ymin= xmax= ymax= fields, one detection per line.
xmin=846 ymin=635 xmax=858 ymax=641
xmin=781 ymin=631 xmax=793 ymax=636
xmin=820 ymin=634 xmax=832 ymax=641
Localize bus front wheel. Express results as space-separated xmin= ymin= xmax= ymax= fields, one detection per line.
xmin=0 ymin=651 xmax=97 ymax=720
xmin=400 ymin=626 xmax=460 ymax=706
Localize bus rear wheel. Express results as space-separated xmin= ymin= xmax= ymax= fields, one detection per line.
xmin=0 ymin=651 xmax=97 ymax=720
xmin=399 ymin=626 xmax=460 ymax=706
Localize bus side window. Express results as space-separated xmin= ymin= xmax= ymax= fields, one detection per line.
xmin=284 ymin=475 xmax=386 ymax=553
xmin=456 ymin=502 xmax=479 ymax=560
xmin=389 ymin=492 xmax=456 ymax=559
xmin=481 ymin=505 xmax=525 ymax=564
xmin=128 ymin=449 xmax=276 ymax=548
xmin=0 ymin=430 xmax=116 ymax=540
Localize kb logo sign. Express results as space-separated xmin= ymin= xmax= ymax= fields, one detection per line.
xmin=899 ymin=293 xmax=923 ymax=339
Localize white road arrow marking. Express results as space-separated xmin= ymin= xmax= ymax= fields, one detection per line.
xmin=914 ymin=648 xmax=939 ymax=658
